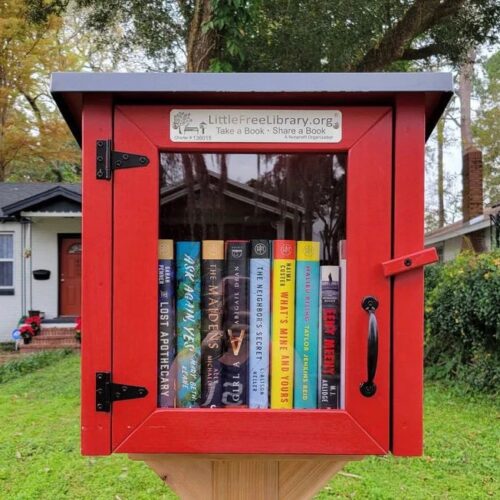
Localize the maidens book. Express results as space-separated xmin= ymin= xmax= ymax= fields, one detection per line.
xmin=319 ymin=265 xmax=341 ymax=409
xmin=249 ymin=239 xmax=271 ymax=409
xmin=294 ymin=241 xmax=320 ymax=409
xmin=176 ymin=241 xmax=201 ymax=408
xmin=222 ymin=241 xmax=250 ymax=407
xmin=271 ymin=240 xmax=296 ymax=409
xmin=158 ymin=239 xmax=176 ymax=408
xmin=201 ymin=240 xmax=224 ymax=408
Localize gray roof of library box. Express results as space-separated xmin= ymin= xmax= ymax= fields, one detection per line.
xmin=51 ymin=72 xmax=454 ymax=144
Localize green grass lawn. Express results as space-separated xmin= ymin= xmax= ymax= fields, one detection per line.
xmin=0 ymin=353 xmax=498 ymax=499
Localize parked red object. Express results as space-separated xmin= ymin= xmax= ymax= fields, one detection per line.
xmin=51 ymin=72 xmax=453 ymax=458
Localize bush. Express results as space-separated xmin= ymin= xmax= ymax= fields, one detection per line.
xmin=425 ymin=250 xmax=500 ymax=395
xmin=0 ymin=349 xmax=74 ymax=384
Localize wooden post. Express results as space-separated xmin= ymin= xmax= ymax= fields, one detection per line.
xmin=130 ymin=454 xmax=362 ymax=499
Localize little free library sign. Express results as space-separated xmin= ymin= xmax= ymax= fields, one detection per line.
xmin=170 ymin=109 xmax=342 ymax=143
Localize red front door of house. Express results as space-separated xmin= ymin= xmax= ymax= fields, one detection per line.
xmin=59 ymin=236 xmax=82 ymax=316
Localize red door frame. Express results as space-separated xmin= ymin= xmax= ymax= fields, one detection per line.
xmin=107 ymin=105 xmax=393 ymax=455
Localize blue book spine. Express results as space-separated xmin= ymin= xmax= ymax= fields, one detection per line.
xmin=294 ymin=242 xmax=320 ymax=409
xmin=158 ymin=240 xmax=176 ymax=407
xmin=249 ymin=240 xmax=271 ymax=408
xmin=176 ymin=241 xmax=201 ymax=408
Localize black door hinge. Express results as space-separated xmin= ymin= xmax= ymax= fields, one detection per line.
xmin=96 ymin=372 xmax=148 ymax=412
xmin=96 ymin=139 xmax=150 ymax=180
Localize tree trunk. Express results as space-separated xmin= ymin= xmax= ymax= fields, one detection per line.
xmin=186 ymin=0 xmax=218 ymax=72
xmin=437 ymin=118 xmax=445 ymax=227
xmin=458 ymin=48 xmax=476 ymax=154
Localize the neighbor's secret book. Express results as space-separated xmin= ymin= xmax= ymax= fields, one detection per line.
xmin=176 ymin=241 xmax=201 ymax=408
xmin=249 ymin=240 xmax=271 ymax=409
xmin=294 ymin=241 xmax=320 ymax=409
xmin=200 ymin=240 xmax=224 ymax=408
xmin=158 ymin=240 xmax=176 ymax=408
xmin=319 ymin=266 xmax=341 ymax=409
xmin=222 ymin=241 xmax=250 ymax=407
xmin=271 ymin=240 xmax=296 ymax=409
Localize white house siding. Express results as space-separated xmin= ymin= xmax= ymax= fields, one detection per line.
xmin=0 ymin=221 xmax=23 ymax=342
xmin=30 ymin=216 xmax=81 ymax=322
xmin=443 ymin=236 xmax=463 ymax=261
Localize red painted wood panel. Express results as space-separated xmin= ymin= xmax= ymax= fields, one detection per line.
xmin=117 ymin=105 xmax=390 ymax=153
xmin=112 ymin=108 xmax=159 ymax=449
xmin=81 ymin=95 xmax=113 ymax=455
xmin=111 ymin=105 xmax=392 ymax=454
xmin=392 ymin=94 xmax=426 ymax=456
xmin=346 ymin=111 xmax=392 ymax=451
xmin=115 ymin=410 xmax=384 ymax=455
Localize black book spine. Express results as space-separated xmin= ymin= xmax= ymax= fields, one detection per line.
xmin=319 ymin=266 xmax=341 ymax=409
xmin=222 ymin=241 xmax=250 ymax=407
xmin=201 ymin=241 xmax=225 ymax=407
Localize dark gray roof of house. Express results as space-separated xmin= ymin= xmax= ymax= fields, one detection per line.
xmin=0 ymin=183 xmax=81 ymax=218
xmin=51 ymin=72 xmax=454 ymax=144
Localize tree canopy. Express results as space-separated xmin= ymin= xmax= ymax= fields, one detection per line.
xmin=76 ymin=0 xmax=500 ymax=71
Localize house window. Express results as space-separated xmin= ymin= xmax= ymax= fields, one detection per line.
xmin=0 ymin=233 xmax=14 ymax=292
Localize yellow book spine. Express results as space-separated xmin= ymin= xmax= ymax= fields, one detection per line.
xmin=271 ymin=241 xmax=296 ymax=409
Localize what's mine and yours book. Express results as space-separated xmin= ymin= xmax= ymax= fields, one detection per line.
xmin=294 ymin=241 xmax=320 ymax=409
xmin=176 ymin=241 xmax=201 ymax=408
xmin=201 ymin=241 xmax=225 ymax=408
xmin=249 ymin=240 xmax=271 ymax=409
xmin=158 ymin=239 xmax=176 ymax=408
xmin=222 ymin=241 xmax=250 ymax=407
xmin=271 ymin=240 xmax=296 ymax=409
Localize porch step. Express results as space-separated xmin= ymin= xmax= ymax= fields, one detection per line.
xmin=19 ymin=326 xmax=80 ymax=352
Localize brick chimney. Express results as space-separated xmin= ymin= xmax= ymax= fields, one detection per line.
xmin=462 ymin=147 xmax=483 ymax=221
xmin=462 ymin=147 xmax=485 ymax=252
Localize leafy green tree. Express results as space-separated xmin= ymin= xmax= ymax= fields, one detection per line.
xmin=0 ymin=0 xmax=80 ymax=182
xmin=75 ymin=0 xmax=500 ymax=72
xmin=474 ymin=50 xmax=500 ymax=206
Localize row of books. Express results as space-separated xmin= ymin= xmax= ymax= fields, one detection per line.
xmin=158 ymin=239 xmax=345 ymax=409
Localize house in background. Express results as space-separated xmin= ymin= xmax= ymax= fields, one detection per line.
xmin=0 ymin=183 xmax=81 ymax=342
xmin=425 ymin=148 xmax=500 ymax=261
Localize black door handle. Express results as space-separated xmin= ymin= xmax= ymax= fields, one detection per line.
xmin=360 ymin=296 xmax=379 ymax=397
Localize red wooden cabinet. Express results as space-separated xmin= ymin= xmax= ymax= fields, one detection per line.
xmin=51 ymin=72 xmax=453 ymax=458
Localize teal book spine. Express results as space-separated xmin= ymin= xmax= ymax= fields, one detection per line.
xmin=294 ymin=242 xmax=320 ymax=409
xmin=176 ymin=241 xmax=201 ymax=408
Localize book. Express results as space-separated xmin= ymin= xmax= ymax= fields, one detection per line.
xmin=338 ymin=240 xmax=347 ymax=409
xmin=294 ymin=241 xmax=320 ymax=409
xmin=271 ymin=240 xmax=296 ymax=409
xmin=200 ymin=240 xmax=225 ymax=408
xmin=158 ymin=239 xmax=176 ymax=408
xmin=319 ymin=266 xmax=341 ymax=409
xmin=176 ymin=241 xmax=201 ymax=408
xmin=221 ymin=241 xmax=250 ymax=407
xmin=249 ymin=239 xmax=271 ymax=409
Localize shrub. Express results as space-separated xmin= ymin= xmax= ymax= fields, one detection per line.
xmin=0 ymin=349 xmax=74 ymax=384
xmin=425 ymin=250 xmax=500 ymax=395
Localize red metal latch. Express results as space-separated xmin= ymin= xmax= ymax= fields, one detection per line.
xmin=382 ymin=248 xmax=438 ymax=277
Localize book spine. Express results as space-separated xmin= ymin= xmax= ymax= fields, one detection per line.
xmin=249 ymin=240 xmax=271 ymax=409
xmin=176 ymin=241 xmax=201 ymax=408
xmin=294 ymin=241 xmax=320 ymax=409
xmin=222 ymin=241 xmax=250 ymax=407
xmin=319 ymin=266 xmax=341 ymax=409
xmin=201 ymin=241 xmax=224 ymax=408
xmin=271 ymin=240 xmax=296 ymax=409
xmin=338 ymin=240 xmax=347 ymax=409
xmin=158 ymin=240 xmax=176 ymax=408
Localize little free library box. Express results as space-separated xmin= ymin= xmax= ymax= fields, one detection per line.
xmin=51 ymin=72 xmax=453 ymax=459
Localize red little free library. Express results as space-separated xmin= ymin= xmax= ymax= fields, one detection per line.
xmin=51 ymin=72 xmax=453 ymax=457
